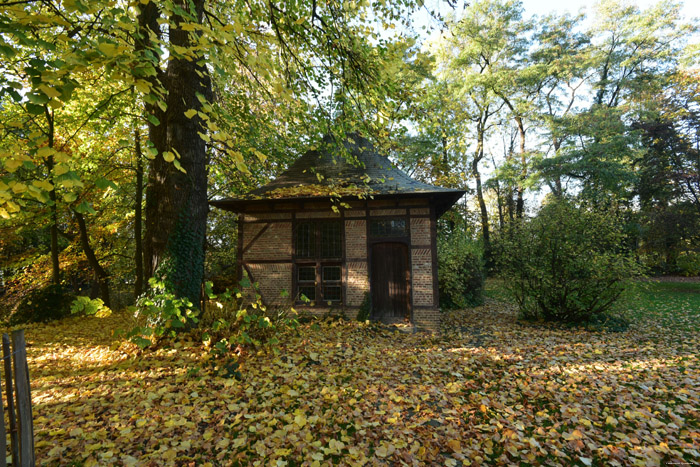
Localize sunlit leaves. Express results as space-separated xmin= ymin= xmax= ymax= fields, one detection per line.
xmin=14 ymin=281 xmax=700 ymax=465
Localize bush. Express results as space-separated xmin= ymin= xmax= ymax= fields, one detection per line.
xmin=496 ymin=200 xmax=642 ymax=323
xmin=128 ymin=278 xmax=200 ymax=348
xmin=438 ymin=236 xmax=485 ymax=309
xmin=11 ymin=284 xmax=75 ymax=325
xmin=677 ymin=250 xmax=700 ymax=277
xmin=356 ymin=293 xmax=371 ymax=322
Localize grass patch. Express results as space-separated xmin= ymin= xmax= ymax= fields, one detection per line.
xmin=613 ymin=279 xmax=700 ymax=333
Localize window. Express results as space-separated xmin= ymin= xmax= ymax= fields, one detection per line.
xmin=370 ymin=218 xmax=407 ymax=237
xmin=294 ymin=221 xmax=343 ymax=305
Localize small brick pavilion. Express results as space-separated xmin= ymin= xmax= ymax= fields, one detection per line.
xmin=210 ymin=134 xmax=464 ymax=330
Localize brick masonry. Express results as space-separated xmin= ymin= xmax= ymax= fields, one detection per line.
xmin=345 ymin=220 xmax=367 ymax=259
xmin=245 ymin=263 xmax=292 ymax=306
xmin=243 ymin=222 xmax=292 ymax=260
xmin=346 ymin=261 xmax=369 ymax=306
xmin=370 ymin=208 xmax=407 ymax=216
xmin=244 ymin=213 xmax=292 ymax=222
xmin=296 ymin=211 xmax=341 ymax=219
xmin=236 ymin=199 xmax=442 ymax=331
xmin=344 ymin=209 xmax=366 ymax=218
xmin=413 ymin=308 xmax=441 ymax=331
xmin=411 ymin=248 xmax=433 ymax=307
xmin=410 ymin=208 xmax=430 ymax=216
xmin=410 ymin=218 xmax=431 ymax=246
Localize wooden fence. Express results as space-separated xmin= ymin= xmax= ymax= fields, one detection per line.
xmin=1 ymin=330 xmax=34 ymax=467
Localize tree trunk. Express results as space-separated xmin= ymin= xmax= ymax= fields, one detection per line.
xmin=552 ymin=137 xmax=563 ymax=197
xmin=44 ymin=107 xmax=60 ymax=285
xmin=143 ymin=0 xmax=211 ymax=308
xmin=473 ymin=125 xmax=491 ymax=268
xmin=134 ymin=127 xmax=144 ymax=298
xmin=515 ymin=116 xmax=526 ymax=218
xmin=74 ymin=211 xmax=111 ymax=307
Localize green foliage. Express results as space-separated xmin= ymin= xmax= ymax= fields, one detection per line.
xmin=677 ymin=251 xmax=700 ymax=277
xmin=11 ymin=284 xmax=75 ymax=325
xmin=496 ymin=200 xmax=643 ymax=323
xmin=196 ymin=281 xmax=298 ymax=375
xmin=129 ymin=278 xmax=200 ymax=348
xmin=356 ymin=292 xmax=371 ymax=322
xmin=70 ymin=296 xmax=111 ymax=317
xmin=438 ymin=236 xmax=485 ymax=309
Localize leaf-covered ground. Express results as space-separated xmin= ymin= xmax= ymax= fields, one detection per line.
xmin=12 ymin=280 xmax=700 ymax=466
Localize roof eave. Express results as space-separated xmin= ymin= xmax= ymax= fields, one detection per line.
xmin=210 ymin=190 xmax=465 ymax=218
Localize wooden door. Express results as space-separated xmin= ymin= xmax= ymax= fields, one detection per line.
xmin=371 ymin=242 xmax=410 ymax=321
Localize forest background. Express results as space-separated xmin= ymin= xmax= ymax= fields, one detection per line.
xmin=0 ymin=0 xmax=699 ymax=321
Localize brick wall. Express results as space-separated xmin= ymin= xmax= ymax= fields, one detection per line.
xmin=410 ymin=208 xmax=430 ymax=216
xmin=346 ymin=261 xmax=369 ymax=306
xmin=370 ymin=208 xmax=407 ymax=216
xmin=410 ymin=218 xmax=431 ymax=246
xmin=411 ymin=248 xmax=433 ymax=306
xmin=345 ymin=220 xmax=367 ymax=259
xmin=243 ymin=222 xmax=292 ymax=260
xmin=413 ymin=308 xmax=441 ymax=331
xmin=296 ymin=211 xmax=341 ymax=219
xmin=244 ymin=213 xmax=292 ymax=221
xmin=245 ymin=263 xmax=292 ymax=306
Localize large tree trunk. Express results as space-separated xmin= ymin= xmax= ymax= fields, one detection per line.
xmin=143 ymin=0 xmax=211 ymax=308
xmin=134 ymin=127 xmax=144 ymax=298
xmin=74 ymin=211 xmax=111 ymax=307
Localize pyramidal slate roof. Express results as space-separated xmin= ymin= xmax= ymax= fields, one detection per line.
xmin=210 ymin=134 xmax=464 ymax=217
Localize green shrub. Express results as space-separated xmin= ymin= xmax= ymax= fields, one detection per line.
xmin=677 ymin=250 xmax=700 ymax=277
xmin=438 ymin=236 xmax=485 ymax=309
xmin=496 ymin=200 xmax=642 ymax=323
xmin=128 ymin=277 xmax=200 ymax=348
xmin=11 ymin=284 xmax=75 ymax=325
xmin=70 ymin=296 xmax=112 ymax=317
xmin=356 ymin=293 xmax=371 ymax=321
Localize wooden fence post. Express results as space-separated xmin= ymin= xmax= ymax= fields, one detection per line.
xmin=12 ymin=330 xmax=34 ymax=467
xmin=2 ymin=334 xmax=17 ymax=467
xmin=0 ymin=362 xmax=5 ymax=467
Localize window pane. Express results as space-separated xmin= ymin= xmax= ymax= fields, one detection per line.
xmin=370 ymin=218 xmax=407 ymax=237
xmin=320 ymin=222 xmax=342 ymax=258
xmin=296 ymin=223 xmax=315 ymax=258
xmin=323 ymin=285 xmax=341 ymax=302
xmin=299 ymin=286 xmax=316 ymax=301
xmin=298 ymin=266 xmax=316 ymax=282
xmin=323 ymin=266 xmax=341 ymax=281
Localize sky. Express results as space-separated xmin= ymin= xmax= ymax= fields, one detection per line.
xmin=411 ymin=0 xmax=700 ymax=38
xmin=520 ymin=0 xmax=700 ymax=19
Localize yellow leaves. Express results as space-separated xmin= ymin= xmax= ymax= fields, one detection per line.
xmin=19 ymin=291 xmax=700 ymax=466
xmin=11 ymin=182 xmax=26 ymax=194
xmin=38 ymin=84 xmax=61 ymax=99
xmin=163 ymin=151 xmax=175 ymax=163
xmin=135 ymin=80 xmax=151 ymax=94
xmin=563 ymin=429 xmax=584 ymax=441
xmin=374 ymin=443 xmax=393 ymax=458
xmin=32 ymin=180 xmax=54 ymax=191
xmin=446 ymin=439 xmax=461 ymax=453
xmin=97 ymin=42 xmax=118 ymax=57
xmin=184 ymin=109 xmax=197 ymax=119
xmin=294 ymin=411 xmax=307 ymax=428
xmin=4 ymin=158 xmax=23 ymax=173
